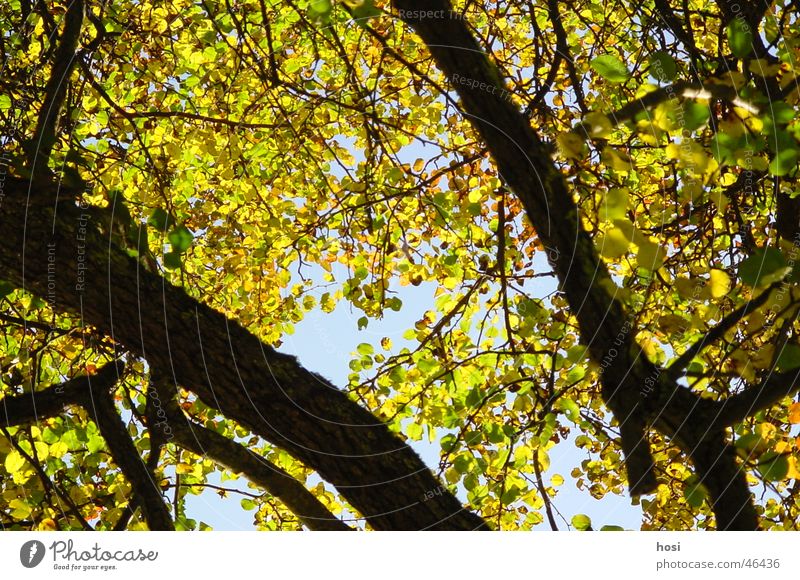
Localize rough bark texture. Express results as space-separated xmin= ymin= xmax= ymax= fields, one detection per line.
xmin=3 ymin=0 xmax=797 ymax=531
xmin=0 ymin=181 xmax=487 ymax=530
xmin=392 ymin=0 xmax=771 ymax=529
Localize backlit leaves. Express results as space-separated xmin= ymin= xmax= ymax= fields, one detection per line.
xmin=590 ymin=55 xmax=630 ymax=83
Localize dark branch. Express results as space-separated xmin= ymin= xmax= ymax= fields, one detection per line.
xmin=169 ymin=409 xmax=353 ymax=531
xmin=85 ymin=384 xmax=175 ymax=531
xmin=583 ymin=79 xmax=759 ymax=134
xmin=29 ymin=0 xmax=84 ymax=176
xmin=0 ymin=174 xmax=487 ymax=531
xmin=1 ymin=360 xmax=124 ymax=428
xmin=714 ymin=368 xmax=800 ymax=427
xmin=147 ymin=375 xmax=351 ymax=530
xmin=393 ymin=0 xmax=758 ymax=528
xmin=666 ymin=283 xmax=777 ymax=381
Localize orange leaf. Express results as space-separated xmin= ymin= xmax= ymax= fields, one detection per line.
xmin=789 ymin=403 xmax=800 ymax=424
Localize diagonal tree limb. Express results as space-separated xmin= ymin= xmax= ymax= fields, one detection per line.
xmin=392 ymin=0 xmax=758 ymax=528
xmin=714 ymin=368 xmax=800 ymax=428
xmin=84 ymin=381 xmax=175 ymax=531
xmin=579 ymin=79 xmax=760 ymax=134
xmin=147 ymin=376 xmax=352 ymax=530
xmin=0 ymin=175 xmax=488 ymax=531
xmin=394 ymin=0 xmax=659 ymax=499
xmin=666 ymin=283 xmax=778 ymax=381
xmin=168 ymin=408 xmax=353 ymax=531
xmin=1 ymin=360 xmax=351 ymax=529
xmin=1 ymin=359 xmax=174 ymax=529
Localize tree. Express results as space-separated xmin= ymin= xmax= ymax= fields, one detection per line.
xmin=1 ymin=0 xmax=800 ymax=531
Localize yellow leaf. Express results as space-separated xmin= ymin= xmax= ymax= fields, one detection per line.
xmin=176 ymin=463 xmax=194 ymax=475
xmin=38 ymin=518 xmax=58 ymax=531
xmin=584 ymin=112 xmax=613 ymax=138
xmin=787 ymin=457 xmax=800 ymax=479
xmin=708 ymin=269 xmax=731 ymax=298
xmin=601 ymin=188 xmax=628 ymax=220
xmin=9 ymin=498 xmax=31 ymax=519
xmin=636 ymin=238 xmax=666 ymax=270
xmin=556 ymin=132 xmax=586 ymax=160
xmin=601 ymin=147 xmax=632 ymax=172
xmin=597 ymin=227 xmax=630 ymax=259
xmin=4 ymin=450 xmax=25 ymax=474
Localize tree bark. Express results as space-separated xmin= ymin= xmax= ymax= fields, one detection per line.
xmin=393 ymin=0 xmax=760 ymax=529
xmin=0 ymin=183 xmax=487 ymax=530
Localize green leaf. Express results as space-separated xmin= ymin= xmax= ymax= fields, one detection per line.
xmin=4 ymin=450 xmax=25 ymax=473
xmin=86 ymin=434 xmax=105 ymax=454
xmin=148 ymin=208 xmax=174 ymax=231
xmin=683 ymin=476 xmax=707 ymax=508
xmin=128 ymin=224 xmax=150 ymax=255
xmin=757 ymin=453 xmax=789 ymax=481
xmin=600 ymin=525 xmax=625 ymax=531
xmin=357 ymin=316 xmax=368 ymax=330
xmin=309 ymin=0 xmax=332 ymax=23
xmin=738 ymin=247 xmax=789 ymax=287
xmin=0 ymin=94 xmax=11 ymax=110
xmin=727 ymin=18 xmax=754 ymax=58
xmin=440 ymin=433 xmax=458 ymax=453
xmin=648 ymin=51 xmax=676 ymax=82
xmin=681 ymin=102 xmax=711 ymax=132
xmin=0 ymin=280 xmax=16 ymax=298
xmin=388 ymin=365 xmax=406 ymax=383
xmin=776 ymin=344 xmax=800 ymax=372
xmin=768 ymin=148 xmax=798 ymax=176
xmin=356 ymin=342 xmax=374 ymax=356
xmin=168 ymin=226 xmax=194 ymax=253
xmin=557 ymin=398 xmax=581 ymax=422
xmin=769 ymin=102 xmax=795 ymax=125
xmin=571 ymin=513 xmax=592 ymax=531
xmin=735 ymin=433 xmax=763 ymax=453
xmin=350 ymin=0 xmax=380 ymax=23
xmin=9 ymin=498 xmax=31 ymax=519
xmin=163 ymin=251 xmax=183 ymax=270
xmin=500 ymin=486 xmax=521 ymax=504
xmin=590 ymin=55 xmax=630 ymax=83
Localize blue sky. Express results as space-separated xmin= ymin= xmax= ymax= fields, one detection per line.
xmin=184 ymin=274 xmax=645 ymax=530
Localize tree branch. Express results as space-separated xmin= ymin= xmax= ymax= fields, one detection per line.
xmin=1 ymin=360 xmax=124 ymax=428
xmin=714 ymin=368 xmax=800 ymax=427
xmin=579 ymin=79 xmax=759 ymax=135
xmin=147 ymin=376 xmax=352 ymax=530
xmin=85 ymin=383 xmax=175 ymax=531
xmin=394 ymin=0 xmax=660 ymax=498
xmin=28 ymin=0 xmax=84 ymax=176
xmin=392 ymin=0 xmax=758 ymax=527
xmin=169 ymin=408 xmax=353 ymax=531
xmin=0 ymin=360 xmax=174 ymax=529
xmin=666 ymin=283 xmax=777 ymax=381
xmin=0 ymin=175 xmax=488 ymax=531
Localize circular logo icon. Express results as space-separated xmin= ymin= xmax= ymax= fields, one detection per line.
xmin=20 ymin=540 xmax=46 ymax=568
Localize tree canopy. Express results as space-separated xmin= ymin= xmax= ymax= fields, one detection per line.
xmin=2 ymin=0 xmax=800 ymax=531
